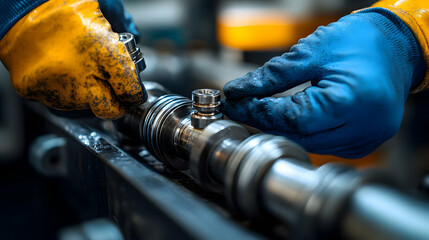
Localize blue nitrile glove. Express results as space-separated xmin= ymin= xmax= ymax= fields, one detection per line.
xmin=222 ymin=8 xmax=426 ymax=158
xmin=0 ymin=0 xmax=139 ymax=41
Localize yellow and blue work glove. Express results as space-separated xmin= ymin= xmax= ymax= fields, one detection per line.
xmin=0 ymin=0 xmax=146 ymax=119
xmin=222 ymin=5 xmax=428 ymax=159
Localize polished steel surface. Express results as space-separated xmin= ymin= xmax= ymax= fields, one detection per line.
xmin=261 ymin=159 xmax=319 ymax=224
xmin=107 ymin=79 xmax=429 ymax=239
xmin=192 ymin=89 xmax=221 ymax=106
xmin=190 ymin=89 xmax=223 ymax=129
xmin=33 ymin=106 xmax=261 ymax=240
xmin=343 ymin=185 xmax=429 ymax=240
xmin=119 ymin=32 xmax=146 ymax=74
xmin=189 ymin=120 xmax=249 ymax=192
xmin=225 ymin=134 xmax=310 ymax=218
xmin=111 ymin=81 xmax=170 ymax=142
xmin=110 ymin=33 xmax=429 ymax=240
xmin=141 ymin=94 xmax=192 ymax=169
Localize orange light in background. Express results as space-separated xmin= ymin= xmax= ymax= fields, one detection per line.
xmin=217 ymin=7 xmax=339 ymax=51
xmin=310 ymin=150 xmax=385 ymax=169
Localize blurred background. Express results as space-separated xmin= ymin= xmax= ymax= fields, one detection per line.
xmin=1 ymin=0 xmax=429 ymax=239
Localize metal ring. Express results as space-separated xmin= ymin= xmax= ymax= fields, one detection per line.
xmin=224 ymin=134 xmax=274 ymax=211
xmin=190 ymin=120 xmax=249 ymax=193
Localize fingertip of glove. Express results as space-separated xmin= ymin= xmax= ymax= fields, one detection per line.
xmin=223 ymin=80 xmax=235 ymax=97
xmin=92 ymin=105 xmax=126 ymax=120
xmin=223 ymin=78 xmax=248 ymax=99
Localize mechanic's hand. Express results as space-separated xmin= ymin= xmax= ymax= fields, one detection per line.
xmin=222 ymin=9 xmax=426 ymax=158
xmin=0 ymin=0 xmax=146 ymax=119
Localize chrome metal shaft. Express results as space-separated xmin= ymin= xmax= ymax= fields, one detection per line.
xmin=112 ymin=81 xmax=429 ymax=240
xmin=113 ymin=33 xmax=429 ymax=240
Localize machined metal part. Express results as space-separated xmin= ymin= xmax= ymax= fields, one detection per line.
xmin=108 ymin=33 xmax=429 ymax=239
xmin=119 ymin=32 xmax=148 ymax=102
xmin=141 ymin=94 xmax=193 ymax=169
xmin=110 ymin=81 xmax=170 ymax=142
xmin=190 ymin=89 xmax=223 ymax=129
xmin=109 ymin=79 xmax=429 ymax=239
xmin=119 ymin=32 xmax=146 ymax=74
xmin=189 ymin=120 xmax=249 ymax=193
xmin=343 ymin=185 xmax=429 ymax=240
xmin=225 ymin=134 xmax=310 ymax=218
xmin=261 ymin=161 xmax=355 ymax=238
xmin=31 ymin=108 xmax=261 ymax=240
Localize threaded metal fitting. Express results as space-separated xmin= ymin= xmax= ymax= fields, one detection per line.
xmin=119 ymin=32 xmax=146 ymax=74
xmin=190 ymin=89 xmax=223 ymax=129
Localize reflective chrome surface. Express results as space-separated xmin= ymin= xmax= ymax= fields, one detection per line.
xmin=110 ymin=34 xmax=429 ymax=239
xmin=189 ymin=120 xmax=249 ymax=192
xmin=225 ymin=134 xmax=310 ymax=218
xmin=141 ymin=94 xmax=192 ymax=169
xmin=119 ymin=32 xmax=146 ymax=74
xmin=190 ymin=89 xmax=223 ymax=129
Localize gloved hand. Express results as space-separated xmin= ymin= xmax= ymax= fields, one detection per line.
xmin=0 ymin=0 xmax=146 ymax=119
xmin=222 ymin=9 xmax=426 ymax=158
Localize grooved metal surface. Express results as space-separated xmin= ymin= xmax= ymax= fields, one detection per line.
xmin=33 ymin=105 xmax=263 ymax=240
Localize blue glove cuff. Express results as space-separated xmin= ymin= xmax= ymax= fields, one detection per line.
xmin=98 ymin=0 xmax=141 ymax=42
xmin=0 ymin=0 xmax=47 ymax=40
xmin=358 ymin=8 xmax=426 ymax=89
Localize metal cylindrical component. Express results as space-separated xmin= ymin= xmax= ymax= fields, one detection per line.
xmin=119 ymin=32 xmax=146 ymax=74
xmin=192 ymin=89 xmax=221 ymax=105
xmin=225 ymin=134 xmax=310 ymax=218
xmin=209 ymin=138 xmax=241 ymax=183
xmin=190 ymin=89 xmax=223 ymax=129
xmin=119 ymin=32 xmax=147 ymax=102
xmin=141 ymin=94 xmax=193 ymax=169
xmin=110 ymin=82 xmax=170 ymax=142
xmin=261 ymin=159 xmax=318 ymax=224
xmin=342 ymin=185 xmax=429 ymax=240
xmin=103 ymin=58 xmax=429 ymax=240
xmin=189 ymin=120 xmax=249 ymax=192
xmin=119 ymin=32 xmax=137 ymax=53
xmin=107 ymin=77 xmax=429 ymax=240
xmin=260 ymin=161 xmax=398 ymax=239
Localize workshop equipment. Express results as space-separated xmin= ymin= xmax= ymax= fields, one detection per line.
xmin=112 ymin=80 xmax=429 ymax=239
xmin=105 ymin=32 xmax=429 ymax=240
xmin=26 ymin=32 xmax=429 ymax=240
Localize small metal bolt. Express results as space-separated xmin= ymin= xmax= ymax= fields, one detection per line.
xmin=119 ymin=32 xmax=148 ymax=102
xmin=190 ymin=89 xmax=223 ymax=129
xmin=119 ymin=32 xmax=146 ymax=75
